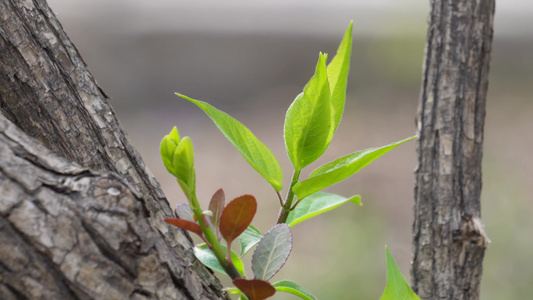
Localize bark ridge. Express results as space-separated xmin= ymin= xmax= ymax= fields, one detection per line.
xmin=412 ymin=1 xmax=494 ymax=299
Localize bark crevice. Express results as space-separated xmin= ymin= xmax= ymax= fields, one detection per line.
xmin=412 ymin=1 xmax=494 ymax=299
xmin=0 ymin=0 xmax=227 ymax=298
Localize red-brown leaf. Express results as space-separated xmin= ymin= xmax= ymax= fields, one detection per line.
xmin=219 ymin=195 xmax=257 ymax=244
xmin=209 ymin=188 xmax=225 ymax=228
xmin=164 ymin=218 xmax=203 ymax=238
xmin=233 ymin=278 xmax=276 ymax=300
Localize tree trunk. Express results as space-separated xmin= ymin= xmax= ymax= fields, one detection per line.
xmin=412 ymin=1 xmax=494 ymax=299
xmin=0 ymin=0 xmax=227 ymax=299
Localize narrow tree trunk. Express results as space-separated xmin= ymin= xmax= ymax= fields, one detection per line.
xmin=0 ymin=0 xmax=227 ymax=298
xmin=412 ymin=1 xmax=494 ymax=299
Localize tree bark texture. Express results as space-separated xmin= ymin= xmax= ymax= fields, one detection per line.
xmin=412 ymin=1 xmax=494 ymax=299
xmin=0 ymin=115 xmax=223 ymax=299
xmin=0 ymin=0 xmax=227 ymax=298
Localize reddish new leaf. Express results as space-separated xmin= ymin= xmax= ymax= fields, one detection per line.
xmin=209 ymin=188 xmax=225 ymax=228
xmin=219 ymin=195 xmax=257 ymax=244
xmin=164 ymin=218 xmax=203 ymax=238
xmin=233 ymin=278 xmax=276 ymax=300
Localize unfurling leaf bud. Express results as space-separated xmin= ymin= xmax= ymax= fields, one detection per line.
xmin=160 ymin=127 xmax=196 ymax=194
xmin=160 ymin=126 xmax=181 ymax=175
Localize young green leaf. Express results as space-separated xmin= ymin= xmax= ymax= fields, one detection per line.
xmin=177 ymin=93 xmax=283 ymax=191
xmin=251 ymin=224 xmax=292 ymax=281
xmin=293 ymin=136 xmax=415 ymax=200
xmin=286 ymin=192 xmax=361 ymax=227
xmin=380 ymin=247 xmax=421 ymax=300
xmin=272 ymin=280 xmax=317 ymax=300
xmin=172 ymin=136 xmax=195 ymax=190
xmin=225 ymin=287 xmax=252 ymax=300
xmin=284 ymin=53 xmax=334 ymax=170
xmin=219 ymin=195 xmax=257 ymax=245
xmin=160 ymin=126 xmax=180 ymax=176
xmin=225 ymin=287 xmax=242 ymax=296
xmin=238 ymin=225 xmax=263 ymax=256
xmin=164 ymin=218 xmax=203 ymax=238
xmin=208 ymin=188 xmax=225 ymax=230
xmin=238 ymin=293 xmax=251 ymax=300
xmin=194 ymin=244 xmax=245 ymax=276
xmin=327 ymin=21 xmax=353 ymax=132
xmin=175 ymin=203 xmax=195 ymax=222
xmin=233 ymin=279 xmax=276 ymax=300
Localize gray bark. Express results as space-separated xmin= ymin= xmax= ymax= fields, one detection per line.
xmin=412 ymin=1 xmax=494 ymax=299
xmin=0 ymin=0 xmax=227 ymax=299
xmin=0 ymin=115 xmax=221 ymax=299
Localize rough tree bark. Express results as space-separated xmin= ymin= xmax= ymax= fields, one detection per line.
xmin=412 ymin=1 xmax=494 ymax=299
xmin=0 ymin=0 xmax=227 ymax=299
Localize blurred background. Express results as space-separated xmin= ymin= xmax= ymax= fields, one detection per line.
xmin=47 ymin=0 xmax=532 ymax=299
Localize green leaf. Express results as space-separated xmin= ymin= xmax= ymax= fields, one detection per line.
xmin=238 ymin=225 xmax=262 ymax=256
xmin=286 ymin=192 xmax=361 ymax=227
xmin=225 ymin=287 xmax=242 ymax=295
xmin=194 ymin=244 xmax=245 ymax=276
xmin=293 ymin=136 xmax=415 ymax=200
xmin=380 ymin=247 xmax=421 ymax=300
xmin=284 ymin=53 xmax=334 ymax=170
xmin=252 ymin=224 xmax=292 ymax=281
xmin=327 ymin=21 xmax=353 ymax=131
xmin=177 ymin=93 xmax=283 ymax=191
xmin=272 ymin=280 xmax=317 ymax=300
xmin=233 ymin=279 xmax=276 ymax=300
xmin=160 ymin=126 xmax=180 ymax=176
xmin=219 ymin=195 xmax=257 ymax=245
xmin=172 ymin=136 xmax=195 ymax=190
xmin=225 ymin=287 xmax=251 ymax=300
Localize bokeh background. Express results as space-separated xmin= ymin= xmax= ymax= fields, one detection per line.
xmin=47 ymin=0 xmax=533 ymax=299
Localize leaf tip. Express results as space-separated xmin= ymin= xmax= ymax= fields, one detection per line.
xmin=350 ymin=195 xmax=363 ymax=206
xmin=175 ymin=92 xmax=196 ymax=103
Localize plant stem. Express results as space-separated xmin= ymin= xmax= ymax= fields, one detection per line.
xmin=277 ymin=169 xmax=302 ymax=224
xmin=276 ymin=190 xmax=284 ymax=207
xmin=189 ymin=193 xmax=242 ymax=279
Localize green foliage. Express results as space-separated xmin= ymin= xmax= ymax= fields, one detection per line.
xmin=194 ymin=243 xmax=245 ymax=276
xmin=284 ymin=52 xmax=334 ymax=170
xmin=327 ymin=21 xmax=353 ymax=132
xmin=160 ymin=126 xmax=180 ymax=176
xmin=293 ymin=136 xmax=415 ymax=200
xmin=273 ymin=280 xmax=317 ymax=300
xmin=177 ymin=93 xmax=283 ymax=192
xmin=160 ymin=127 xmax=196 ymax=196
xmin=284 ymin=21 xmax=353 ymax=171
xmin=161 ymin=21 xmax=417 ymax=300
xmin=286 ymin=192 xmax=361 ymax=227
xmin=380 ymin=247 xmax=421 ymax=300
xmin=238 ymin=225 xmax=262 ymax=256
